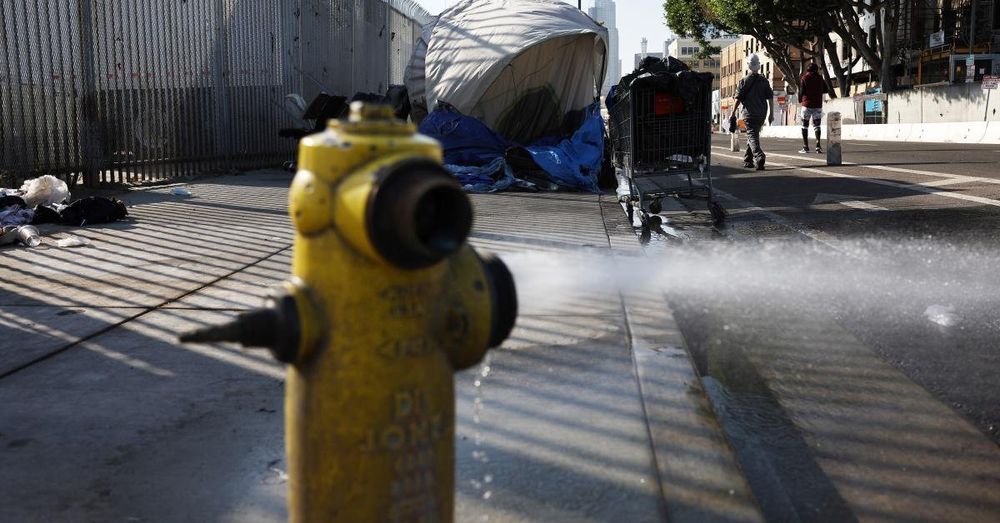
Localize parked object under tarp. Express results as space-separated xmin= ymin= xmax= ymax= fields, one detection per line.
xmin=404 ymin=0 xmax=609 ymax=191
xmin=419 ymin=102 xmax=604 ymax=193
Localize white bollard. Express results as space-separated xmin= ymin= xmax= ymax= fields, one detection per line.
xmin=730 ymin=130 xmax=739 ymax=152
xmin=827 ymin=111 xmax=842 ymax=165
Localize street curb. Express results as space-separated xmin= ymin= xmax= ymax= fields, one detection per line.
xmin=600 ymin=194 xmax=763 ymax=522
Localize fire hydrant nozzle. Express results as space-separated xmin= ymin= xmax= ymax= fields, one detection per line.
xmin=179 ymin=289 xmax=302 ymax=363
xmin=368 ymin=158 xmax=473 ymax=269
xmin=180 ymin=101 xmax=517 ymax=522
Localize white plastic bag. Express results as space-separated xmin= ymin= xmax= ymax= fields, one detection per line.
xmin=20 ymin=175 xmax=70 ymax=207
xmin=57 ymin=235 xmax=92 ymax=248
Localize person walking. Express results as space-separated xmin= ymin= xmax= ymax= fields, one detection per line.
xmin=730 ymin=54 xmax=774 ymax=170
xmin=799 ymin=63 xmax=828 ymax=154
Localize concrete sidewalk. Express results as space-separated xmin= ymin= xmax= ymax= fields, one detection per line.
xmin=0 ymin=171 xmax=757 ymax=522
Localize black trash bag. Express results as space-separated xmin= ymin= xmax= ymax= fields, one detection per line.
xmin=350 ymin=92 xmax=386 ymax=105
xmin=617 ymin=56 xmax=692 ymax=93
xmin=598 ymin=126 xmax=617 ymax=190
xmin=0 ymin=195 xmax=26 ymax=210
xmin=385 ymin=85 xmax=411 ymax=120
xmin=31 ymin=205 xmax=62 ymax=225
xmin=59 ymin=197 xmax=128 ymax=226
xmin=505 ymin=147 xmax=551 ymax=189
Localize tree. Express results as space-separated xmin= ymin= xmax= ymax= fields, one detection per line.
xmin=664 ymin=0 xmax=902 ymax=96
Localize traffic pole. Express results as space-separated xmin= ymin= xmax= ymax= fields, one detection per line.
xmin=827 ymin=111 xmax=842 ymax=165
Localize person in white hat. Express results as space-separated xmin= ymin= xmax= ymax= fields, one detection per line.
xmin=730 ymin=54 xmax=774 ymax=170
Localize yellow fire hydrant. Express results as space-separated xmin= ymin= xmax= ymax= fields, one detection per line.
xmin=181 ymin=102 xmax=517 ymax=522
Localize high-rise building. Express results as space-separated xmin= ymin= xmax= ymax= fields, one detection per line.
xmin=587 ymin=0 xmax=621 ymax=93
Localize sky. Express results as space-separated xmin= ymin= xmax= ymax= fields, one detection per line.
xmin=414 ymin=0 xmax=674 ymax=70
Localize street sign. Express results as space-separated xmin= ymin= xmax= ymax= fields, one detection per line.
xmin=983 ymin=76 xmax=1000 ymax=90
xmin=966 ymin=55 xmax=975 ymax=82
xmin=777 ymin=95 xmax=787 ymax=106
xmin=929 ymin=30 xmax=945 ymax=48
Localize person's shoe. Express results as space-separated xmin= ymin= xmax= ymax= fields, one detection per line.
xmin=743 ymin=162 xmax=755 ymax=168
xmin=799 ymin=146 xmax=810 ymax=153
xmin=755 ymin=162 xmax=765 ymax=171
xmin=815 ymin=144 xmax=824 ymax=154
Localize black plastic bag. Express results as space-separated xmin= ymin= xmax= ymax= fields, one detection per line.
xmin=59 ymin=197 xmax=128 ymax=226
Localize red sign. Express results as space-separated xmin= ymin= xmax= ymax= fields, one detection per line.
xmin=654 ymin=93 xmax=685 ymax=116
xmin=777 ymin=95 xmax=787 ymax=106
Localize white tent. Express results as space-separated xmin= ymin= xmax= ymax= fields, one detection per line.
xmin=405 ymin=0 xmax=608 ymax=144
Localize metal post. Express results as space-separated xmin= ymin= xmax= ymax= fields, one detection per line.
xmin=211 ymin=0 xmax=233 ymax=172
xmin=827 ymin=111 xmax=842 ymax=165
xmin=77 ymin=0 xmax=102 ymax=186
xmin=970 ymin=0 xmax=977 ymax=53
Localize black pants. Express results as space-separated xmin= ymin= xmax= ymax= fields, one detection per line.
xmin=743 ymin=117 xmax=765 ymax=166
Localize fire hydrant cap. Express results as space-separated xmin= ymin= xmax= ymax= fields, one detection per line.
xmin=481 ymin=253 xmax=517 ymax=347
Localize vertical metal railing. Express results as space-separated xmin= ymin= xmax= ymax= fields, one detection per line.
xmin=0 ymin=0 xmax=429 ymax=186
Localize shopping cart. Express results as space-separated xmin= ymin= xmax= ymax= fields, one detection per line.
xmin=609 ymin=72 xmax=725 ymax=226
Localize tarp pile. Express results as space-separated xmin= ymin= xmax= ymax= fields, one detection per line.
xmin=1 ymin=175 xmax=128 ymax=248
xmin=405 ymin=0 xmax=611 ymax=193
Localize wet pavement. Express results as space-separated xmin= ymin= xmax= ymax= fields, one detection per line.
xmin=0 ymin=173 xmax=756 ymax=522
xmin=3 ymin=132 xmax=1000 ymax=522
xmin=701 ymin=134 xmax=1000 ymax=446
xmin=634 ymin=135 xmax=1000 ymax=520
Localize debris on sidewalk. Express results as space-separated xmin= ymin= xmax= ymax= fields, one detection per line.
xmin=56 ymin=235 xmax=93 ymax=248
xmin=0 ymin=225 xmax=41 ymax=247
xmin=1 ymin=175 xmax=129 ymax=249
xmin=20 ymin=174 xmax=70 ymax=207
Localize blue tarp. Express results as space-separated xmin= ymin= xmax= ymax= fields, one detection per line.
xmin=419 ymin=103 xmax=603 ymax=193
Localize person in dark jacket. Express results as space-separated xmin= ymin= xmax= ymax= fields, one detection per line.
xmin=799 ymin=63 xmax=829 ymax=153
xmin=730 ymin=54 xmax=774 ymax=171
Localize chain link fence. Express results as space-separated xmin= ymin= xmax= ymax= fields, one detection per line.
xmin=0 ymin=0 xmax=430 ymax=186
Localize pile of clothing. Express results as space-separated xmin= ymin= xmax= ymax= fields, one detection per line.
xmin=1 ymin=175 xmax=128 ymax=247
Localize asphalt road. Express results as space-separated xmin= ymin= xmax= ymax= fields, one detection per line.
xmin=643 ymin=135 xmax=1000 ymax=519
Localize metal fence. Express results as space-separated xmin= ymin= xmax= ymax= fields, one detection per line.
xmin=0 ymin=0 xmax=430 ymax=186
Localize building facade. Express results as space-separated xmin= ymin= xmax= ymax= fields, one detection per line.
xmin=587 ymin=0 xmax=621 ymax=93
xmin=718 ymin=36 xmax=804 ymax=124
xmin=824 ymin=1 xmax=1000 ymax=91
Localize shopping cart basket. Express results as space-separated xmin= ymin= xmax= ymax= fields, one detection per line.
xmin=608 ymin=72 xmax=725 ymax=226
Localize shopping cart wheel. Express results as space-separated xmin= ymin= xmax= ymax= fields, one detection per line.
xmin=639 ymin=224 xmax=652 ymax=245
xmin=709 ymin=201 xmax=727 ymax=226
xmin=649 ymin=198 xmax=662 ymax=215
